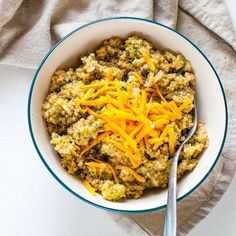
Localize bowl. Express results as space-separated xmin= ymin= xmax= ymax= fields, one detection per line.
xmin=28 ymin=17 xmax=228 ymax=213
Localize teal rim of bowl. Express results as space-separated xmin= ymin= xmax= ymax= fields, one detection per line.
xmin=28 ymin=16 xmax=228 ymax=214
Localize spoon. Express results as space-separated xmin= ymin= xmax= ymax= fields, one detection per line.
xmin=164 ymin=99 xmax=198 ymax=236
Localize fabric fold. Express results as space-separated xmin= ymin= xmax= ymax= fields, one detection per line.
xmin=154 ymin=0 xmax=179 ymax=29
xmin=179 ymin=0 xmax=236 ymax=51
xmin=0 ymin=0 xmax=23 ymax=29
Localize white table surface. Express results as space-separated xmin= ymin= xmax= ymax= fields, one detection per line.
xmin=0 ymin=2 xmax=235 ymax=235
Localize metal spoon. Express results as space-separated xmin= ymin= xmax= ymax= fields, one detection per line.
xmin=164 ymin=99 xmax=198 ymax=236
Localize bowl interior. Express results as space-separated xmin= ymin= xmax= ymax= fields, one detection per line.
xmin=29 ymin=18 xmax=227 ymax=212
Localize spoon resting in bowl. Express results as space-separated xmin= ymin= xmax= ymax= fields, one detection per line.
xmin=164 ymin=99 xmax=198 ymax=236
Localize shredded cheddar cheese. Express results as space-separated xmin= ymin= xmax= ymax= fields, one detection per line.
xmin=145 ymin=96 xmax=153 ymax=116
xmin=139 ymin=139 xmax=144 ymax=151
xmin=74 ymin=70 xmax=192 ymax=169
xmin=142 ymin=50 xmax=155 ymax=72
xmin=86 ymin=159 xmax=119 ymax=184
xmin=139 ymin=90 xmax=147 ymax=113
xmin=82 ymin=179 xmax=96 ymax=196
xmin=168 ymin=128 xmax=175 ymax=156
xmin=106 ymin=68 xmax=113 ymax=81
xmin=133 ymin=72 xmax=144 ymax=84
xmin=160 ymin=125 xmax=172 ymax=139
xmin=135 ymin=125 xmax=151 ymax=143
xmin=155 ymin=84 xmax=167 ymax=102
xmin=92 ymin=86 xmax=116 ymax=99
xmin=129 ymin=123 xmax=144 ymax=138
xmin=125 ymin=149 xmax=140 ymax=168
xmin=106 ymin=139 xmax=125 ymax=152
xmin=83 ymin=88 xmax=95 ymax=100
xmin=101 ymin=116 xmax=137 ymax=150
xmin=115 ymin=165 xmax=145 ymax=183
xmin=144 ymin=136 xmax=150 ymax=149
xmin=86 ymin=162 xmax=106 ymax=168
xmin=80 ymin=132 xmax=110 ymax=157
xmin=179 ymin=98 xmax=192 ymax=111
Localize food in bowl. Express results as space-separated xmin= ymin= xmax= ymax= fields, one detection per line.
xmin=42 ymin=35 xmax=208 ymax=201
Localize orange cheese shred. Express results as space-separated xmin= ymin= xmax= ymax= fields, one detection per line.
xmin=153 ymin=104 xmax=176 ymax=121
xmin=145 ymin=96 xmax=153 ymax=116
xmin=142 ymin=50 xmax=155 ymax=72
xmin=160 ymin=124 xmax=172 ymax=139
xmin=168 ymin=101 xmax=182 ymax=118
xmin=126 ymin=121 xmax=136 ymax=133
xmin=139 ymin=139 xmax=144 ymax=151
xmin=124 ymin=149 xmax=140 ymax=168
xmin=105 ymin=94 xmax=123 ymax=109
xmin=92 ymin=86 xmax=116 ymax=99
xmin=86 ymin=160 xmax=119 ymax=184
xmin=101 ymin=116 xmax=137 ymax=150
xmin=135 ymin=125 xmax=151 ymax=144
xmin=84 ymin=107 xmax=101 ymax=118
xmin=155 ymin=84 xmax=167 ymax=102
xmin=83 ymin=88 xmax=95 ymax=100
xmin=107 ymin=139 xmax=125 ymax=152
xmin=144 ymin=136 xmax=150 ymax=149
xmin=80 ymin=132 xmax=110 ymax=157
xmin=82 ymin=179 xmax=96 ymax=196
xmin=153 ymin=139 xmax=164 ymax=150
xmin=115 ymin=165 xmax=145 ymax=183
xmin=149 ymin=137 xmax=163 ymax=145
xmin=86 ymin=162 xmax=106 ymax=168
xmin=106 ymin=108 xmax=137 ymax=121
xmin=179 ymin=98 xmax=192 ymax=111
xmin=148 ymin=114 xmax=169 ymax=121
xmin=154 ymin=119 xmax=169 ymax=127
xmin=145 ymin=87 xmax=156 ymax=93
xmin=139 ymin=90 xmax=147 ymax=113
xmin=148 ymin=129 xmax=161 ymax=138
xmin=129 ymin=123 xmax=144 ymax=138
xmin=133 ymin=72 xmax=144 ymax=84
xmin=168 ymin=128 xmax=175 ymax=156
xmin=106 ymin=68 xmax=113 ymax=81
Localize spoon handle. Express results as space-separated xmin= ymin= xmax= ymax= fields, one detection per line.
xmin=163 ymin=146 xmax=183 ymax=236
xmin=164 ymin=99 xmax=197 ymax=236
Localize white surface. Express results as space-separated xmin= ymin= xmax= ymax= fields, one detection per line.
xmin=29 ymin=18 xmax=227 ymax=213
xmin=0 ymin=3 xmax=235 ymax=235
xmin=225 ymin=0 xmax=236 ymax=30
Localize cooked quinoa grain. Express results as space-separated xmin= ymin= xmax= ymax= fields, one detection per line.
xmin=42 ymin=35 xmax=208 ymax=201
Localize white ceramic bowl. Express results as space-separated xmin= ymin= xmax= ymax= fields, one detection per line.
xmin=28 ymin=17 xmax=227 ymax=213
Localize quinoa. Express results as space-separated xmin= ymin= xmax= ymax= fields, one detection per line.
xmin=42 ymin=35 xmax=208 ymax=201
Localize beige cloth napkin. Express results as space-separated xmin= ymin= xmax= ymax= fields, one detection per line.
xmin=1 ymin=0 xmax=235 ymax=235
